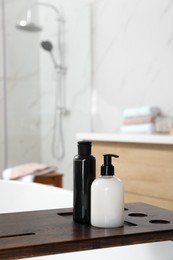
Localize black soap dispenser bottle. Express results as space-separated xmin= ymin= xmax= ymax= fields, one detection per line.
xmin=91 ymin=154 xmax=124 ymax=228
xmin=73 ymin=141 xmax=96 ymax=224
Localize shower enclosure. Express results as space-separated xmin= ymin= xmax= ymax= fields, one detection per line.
xmin=16 ymin=2 xmax=66 ymax=160
xmin=0 ymin=0 xmax=92 ymax=189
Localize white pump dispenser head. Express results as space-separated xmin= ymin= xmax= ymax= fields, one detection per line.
xmin=91 ymin=154 xmax=124 ymax=228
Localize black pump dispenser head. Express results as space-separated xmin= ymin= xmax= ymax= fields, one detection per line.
xmin=101 ymin=154 xmax=119 ymax=176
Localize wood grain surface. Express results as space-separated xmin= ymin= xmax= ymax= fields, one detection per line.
xmin=0 ymin=203 xmax=173 ymax=259
xmin=92 ymin=141 xmax=173 ymax=210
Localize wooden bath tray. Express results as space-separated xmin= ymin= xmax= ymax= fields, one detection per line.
xmin=0 ymin=202 xmax=173 ymax=259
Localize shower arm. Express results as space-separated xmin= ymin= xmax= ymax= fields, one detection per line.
xmin=26 ymin=2 xmax=64 ymax=24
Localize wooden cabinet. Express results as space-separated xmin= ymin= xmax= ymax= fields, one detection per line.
xmin=34 ymin=172 xmax=63 ymax=187
xmin=92 ymin=141 xmax=173 ymax=210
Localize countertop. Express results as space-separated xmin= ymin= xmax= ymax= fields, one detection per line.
xmin=76 ymin=133 xmax=173 ymax=145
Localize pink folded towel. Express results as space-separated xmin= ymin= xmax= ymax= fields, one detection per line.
xmin=123 ymin=115 xmax=156 ymax=125
xmin=10 ymin=163 xmax=57 ymax=180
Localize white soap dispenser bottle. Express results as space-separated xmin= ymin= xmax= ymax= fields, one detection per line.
xmin=91 ymin=154 xmax=124 ymax=228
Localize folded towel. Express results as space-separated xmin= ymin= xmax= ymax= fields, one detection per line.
xmin=123 ymin=115 xmax=156 ymax=125
xmin=123 ymin=106 xmax=161 ymax=118
xmin=2 ymin=168 xmax=36 ymax=182
xmin=8 ymin=163 xmax=57 ymax=180
xmin=121 ymin=123 xmax=155 ymax=134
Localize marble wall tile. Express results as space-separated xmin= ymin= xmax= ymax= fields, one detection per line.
xmin=0 ymin=0 xmax=5 ymax=173
xmin=0 ymin=0 xmax=91 ymax=189
xmin=1 ymin=0 xmax=41 ymax=173
xmin=39 ymin=0 xmax=92 ymax=189
xmin=2 ymin=0 xmax=173 ymax=189
xmin=92 ymin=0 xmax=173 ymax=132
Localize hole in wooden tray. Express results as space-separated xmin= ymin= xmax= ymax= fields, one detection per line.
xmin=0 ymin=233 xmax=35 ymax=239
xmin=124 ymin=221 xmax=137 ymax=226
xmin=58 ymin=212 xmax=73 ymax=217
xmin=128 ymin=213 xmax=148 ymax=217
xmin=124 ymin=208 xmax=128 ymax=211
xmin=149 ymin=219 xmax=170 ymax=224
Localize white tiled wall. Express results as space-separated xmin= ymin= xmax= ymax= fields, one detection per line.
xmin=0 ymin=0 xmax=41 ymax=172
xmin=1 ymin=0 xmax=173 ymax=189
xmin=0 ymin=0 xmax=41 ymax=174
xmin=0 ymin=0 xmax=4 ymax=173
xmin=0 ymin=0 xmax=91 ymax=189
xmin=92 ymin=0 xmax=173 ymax=132
xmin=38 ymin=0 xmax=92 ymax=189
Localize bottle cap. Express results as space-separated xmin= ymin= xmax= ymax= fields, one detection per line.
xmin=101 ymin=154 xmax=119 ymax=176
xmin=78 ymin=141 xmax=91 ymax=156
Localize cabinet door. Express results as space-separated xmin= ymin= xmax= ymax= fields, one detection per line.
xmin=93 ymin=141 xmax=173 ymax=210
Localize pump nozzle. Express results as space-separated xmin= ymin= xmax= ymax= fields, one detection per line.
xmin=101 ymin=154 xmax=119 ymax=176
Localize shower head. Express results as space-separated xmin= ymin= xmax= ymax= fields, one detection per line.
xmin=16 ymin=3 xmax=64 ymax=72
xmin=41 ymin=40 xmax=59 ymax=69
xmin=16 ymin=6 xmax=42 ymax=32
xmin=41 ymin=41 xmax=53 ymax=52
xmin=16 ymin=20 xmax=42 ymax=32
xmin=16 ymin=2 xmax=63 ymax=33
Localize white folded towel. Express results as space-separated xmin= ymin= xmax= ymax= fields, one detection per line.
xmin=123 ymin=106 xmax=161 ymax=118
xmin=121 ymin=123 xmax=155 ymax=134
